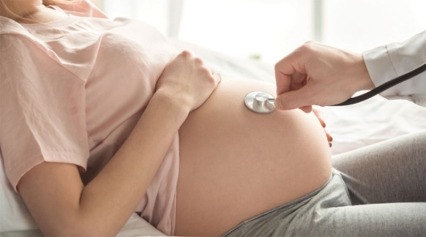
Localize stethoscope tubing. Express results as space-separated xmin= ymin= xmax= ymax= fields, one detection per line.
xmin=331 ymin=63 xmax=426 ymax=106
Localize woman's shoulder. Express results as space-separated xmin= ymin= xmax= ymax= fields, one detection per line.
xmin=0 ymin=18 xmax=48 ymax=60
xmin=0 ymin=16 xmax=30 ymax=36
xmin=0 ymin=19 xmax=38 ymax=59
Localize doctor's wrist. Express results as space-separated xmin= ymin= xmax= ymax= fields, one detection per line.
xmin=349 ymin=54 xmax=375 ymax=92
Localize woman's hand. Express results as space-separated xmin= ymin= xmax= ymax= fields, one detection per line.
xmin=156 ymin=51 xmax=221 ymax=112
xmin=275 ymin=42 xmax=374 ymax=112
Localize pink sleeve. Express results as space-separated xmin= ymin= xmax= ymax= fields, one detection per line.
xmin=0 ymin=35 xmax=90 ymax=191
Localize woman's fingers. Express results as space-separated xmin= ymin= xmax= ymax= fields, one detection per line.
xmin=157 ymin=51 xmax=221 ymax=111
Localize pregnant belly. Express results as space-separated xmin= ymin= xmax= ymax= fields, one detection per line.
xmin=175 ymin=78 xmax=332 ymax=236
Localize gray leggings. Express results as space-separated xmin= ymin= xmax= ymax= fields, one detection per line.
xmin=224 ymin=130 xmax=426 ymax=237
xmin=329 ymin=130 xmax=426 ymax=236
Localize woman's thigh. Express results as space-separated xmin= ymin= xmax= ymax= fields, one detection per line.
xmin=310 ymin=202 xmax=426 ymax=237
xmin=224 ymin=171 xmax=426 ymax=237
xmin=332 ymin=130 xmax=426 ymax=204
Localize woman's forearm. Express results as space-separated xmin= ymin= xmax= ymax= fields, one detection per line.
xmin=77 ymin=91 xmax=189 ymax=235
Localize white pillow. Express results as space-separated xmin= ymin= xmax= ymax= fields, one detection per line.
xmin=0 ymin=153 xmax=38 ymax=233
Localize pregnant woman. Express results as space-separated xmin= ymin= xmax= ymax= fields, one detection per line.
xmin=2 ymin=1 xmax=398 ymax=236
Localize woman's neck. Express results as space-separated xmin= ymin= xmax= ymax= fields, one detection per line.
xmin=19 ymin=5 xmax=67 ymax=23
xmin=0 ymin=2 xmax=67 ymax=24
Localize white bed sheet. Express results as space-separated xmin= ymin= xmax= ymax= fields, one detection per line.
xmin=2 ymin=41 xmax=426 ymax=236
xmin=323 ymin=94 xmax=426 ymax=154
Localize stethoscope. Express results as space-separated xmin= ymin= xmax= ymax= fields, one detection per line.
xmin=244 ymin=63 xmax=426 ymax=114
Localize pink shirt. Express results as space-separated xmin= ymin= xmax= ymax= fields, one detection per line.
xmin=0 ymin=13 xmax=179 ymax=235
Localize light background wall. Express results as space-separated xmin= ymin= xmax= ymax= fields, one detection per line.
xmin=97 ymin=0 xmax=426 ymax=64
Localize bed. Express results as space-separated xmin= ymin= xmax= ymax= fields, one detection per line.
xmin=1 ymin=2 xmax=426 ymax=236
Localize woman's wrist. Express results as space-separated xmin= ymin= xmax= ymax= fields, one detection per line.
xmin=151 ymin=89 xmax=191 ymax=120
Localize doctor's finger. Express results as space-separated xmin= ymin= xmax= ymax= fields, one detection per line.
xmin=276 ymin=86 xmax=315 ymax=111
xmin=275 ymin=70 xmax=292 ymax=95
xmin=276 ymin=70 xmax=307 ymax=95
xmin=275 ymin=54 xmax=308 ymax=95
xmin=275 ymin=55 xmax=298 ymax=94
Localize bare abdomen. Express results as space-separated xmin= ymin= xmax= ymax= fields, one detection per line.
xmin=175 ymin=78 xmax=332 ymax=236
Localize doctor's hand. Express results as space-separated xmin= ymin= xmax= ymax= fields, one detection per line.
xmin=156 ymin=51 xmax=221 ymax=112
xmin=274 ymin=41 xmax=374 ymax=112
xmin=312 ymin=107 xmax=333 ymax=147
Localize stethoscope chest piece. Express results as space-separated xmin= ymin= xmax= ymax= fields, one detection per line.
xmin=244 ymin=91 xmax=276 ymax=114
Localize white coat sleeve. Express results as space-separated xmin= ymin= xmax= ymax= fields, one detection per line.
xmin=362 ymin=31 xmax=426 ymax=96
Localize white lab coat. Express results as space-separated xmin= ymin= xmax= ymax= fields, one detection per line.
xmin=363 ymin=31 xmax=426 ymax=96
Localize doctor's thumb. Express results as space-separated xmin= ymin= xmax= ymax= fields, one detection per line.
xmin=276 ymin=92 xmax=313 ymax=113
